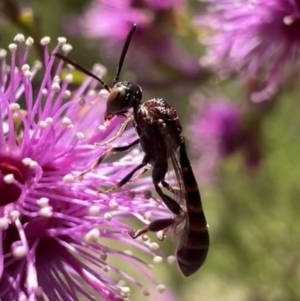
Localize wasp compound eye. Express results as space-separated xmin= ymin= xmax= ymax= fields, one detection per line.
xmin=104 ymin=81 xmax=142 ymax=120
xmin=104 ymin=87 xmax=126 ymax=120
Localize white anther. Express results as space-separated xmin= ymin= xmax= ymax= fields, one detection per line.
xmin=93 ymin=64 xmax=107 ymax=77
xmin=150 ymin=242 xmax=159 ymax=251
xmin=29 ymin=160 xmax=38 ymax=169
xmin=51 ymin=82 xmax=60 ymax=92
xmin=45 ymin=117 xmax=53 ymax=125
xmin=9 ymin=103 xmax=20 ymax=112
xmin=62 ymin=117 xmax=71 ymax=126
xmin=63 ymin=174 xmax=74 ymax=182
xmin=121 ymin=287 xmax=131 ymax=294
xmin=85 ymin=228 xmax=100 ymax=242
xmin=39 ymin=206 xmax=53 ymax=217
xmin=142 ymin=235 xmax=149 ymax=241
xmin=0 ymin=49 xmax=7 ymax=58
xmin=65 ymin=74 xmax=73 ymax=83
xmin=283 ymin=15 xmax=294 ymax=25
xmin=40 ymin=36 xmax=51 ymax=45
xmin=118 ymin=280 xmax=126 ymax=287
xmin=10 ymin=210 xmax=20 ymax=221
xmin=14 ymin=34 xmax=25 ymax=43
xmin=153 ymin=256 xmax=163 ymax=264
xmin=156 ymin=284 xmax=166 ymax=293
xmin=124 ymin=250 xmax=132 ymax=256
xmin=53 ymin=75 xmax=60 ymax=83
xmin=33 ymin=60 xmax=42 ymax=69
xmin=22 ymin=64 xmax=30 ymax=72
xmin=42 ymin=88 xmax=48 ymax=96
xmin=156 ymin=231 xmax=165 ymax=241
xmin=12 ymin=244 xmax=26 ymax=259
xmin=167 ymin=255 xmax=176 ymax=264
xmin=37 ymin=197 xmax=49 ymax=207
xmin=98 ymin=124 xmax=106 ymax=131
xmin=0 ymin=217 xmax=9 ymax=229
xmin=25 ymin=37 xmax=34 ymax=46
xmin=22 ymin=157 xmax=32 ymax=166
xmin=62 ymin=44 xmax=73 ymax=53
xmin=87 ymin=90 xmax=96 ymax=97
xmin=39 ymin=121 xmax=47 ymax=128
xmin=8 ymin=43 xmax=17 ymax=52
xmin=64 ymin=90 xmax=71 ymax=99
xmin=76 ymin=132 xmax=84 ymax=140
xmin=89 ymin=205 xmax=101 ymax=216
xmin=109 ymin=199 xmax=118 ymax=209
xmin=104 ymin=212 xmax=112 ymax=221
xmin=58 ymin=37 xmax=67 ymax=44
xmin=99 ymin=89 xmax=109 ymax=98
xmin=3 ymin=174 xmax=14 ymax=184
xmin=24 ymin=70 xmax=32 ymax=78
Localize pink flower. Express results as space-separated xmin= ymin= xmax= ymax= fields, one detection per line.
xmin=0 ymin=33 xmax=170 ymax=301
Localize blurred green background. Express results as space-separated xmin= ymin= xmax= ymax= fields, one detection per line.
xmin=1 ymin=0 xmax=299 ymax=300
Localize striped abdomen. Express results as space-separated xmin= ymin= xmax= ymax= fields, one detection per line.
xmin=176 ymin=137 xmax=209 ymax=277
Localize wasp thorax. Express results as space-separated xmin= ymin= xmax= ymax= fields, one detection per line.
xmin=104 ymin=81 xmax=142 ymax=120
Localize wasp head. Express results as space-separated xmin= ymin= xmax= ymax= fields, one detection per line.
xmin=104 ymin=81 xmax=142 ymax=121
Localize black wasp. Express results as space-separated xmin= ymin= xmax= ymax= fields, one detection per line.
xmin=55 ymin=24 xmax=209 ymax=276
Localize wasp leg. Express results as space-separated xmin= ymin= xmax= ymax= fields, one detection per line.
xmin=99 ymin=153 xmax=151 ymax=193
xmin=95 ymin=115 xmax=133 ymax=146
xmin=152 ymin=163 xmax=181 ymax=215
xmin=101 ymin=162 xmax=147 ymax=193
xmin=100 ymin=115 xmax=133 ymax=145
xmin=78 ymin=138 xmax=140 ymax=179
xmin=129 ymin=218 xmax=175 ymax=239
xmin=131 ymin=166 xmax=151 ymax=181
xmin=161 ymin=180 xmax=181 ymax=195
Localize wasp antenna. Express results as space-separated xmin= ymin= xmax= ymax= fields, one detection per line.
xmin=54 ymin=52 xmax=111 ymax=92
xmin=113 ymin=24 xmax=137 ymax=85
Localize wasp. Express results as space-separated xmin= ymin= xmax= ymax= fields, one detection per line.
xmin=55 ymin=24 xmax=209 ymax=276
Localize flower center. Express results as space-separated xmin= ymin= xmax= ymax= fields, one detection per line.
xmin=0 ymin=156 xmax=27 ymax=206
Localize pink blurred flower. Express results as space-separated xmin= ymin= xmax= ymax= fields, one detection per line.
xmin=197 ymin=0 xmax=300 ymax=101
xmin=189 ymin=96 xmax=261 ymax=183
xmin=68 ymin=0 xmax=200 ymax=77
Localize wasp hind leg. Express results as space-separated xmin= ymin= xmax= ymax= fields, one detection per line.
xmin=129 ymin=218 xmax=175 ymax=240
xmin=152 ymin=163 xmax=181 ymax=215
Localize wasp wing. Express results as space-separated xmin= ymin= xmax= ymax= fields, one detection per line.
xmin=157 ymin=120 xmax=190 ymax=241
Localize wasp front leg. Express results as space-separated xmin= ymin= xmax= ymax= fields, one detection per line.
xmin=99 ymin=153 xmax=151 ymax=193
xmin=77 ymin=138 xmax=140 ymax=180
xmin=95 ymin=115 xmax=134 ymax=146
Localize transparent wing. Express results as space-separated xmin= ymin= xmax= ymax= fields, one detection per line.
xmin=159 ymin=122 xmax=186 ymax=207
xmin=158 ymin=121 xmax=189 ymax=243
